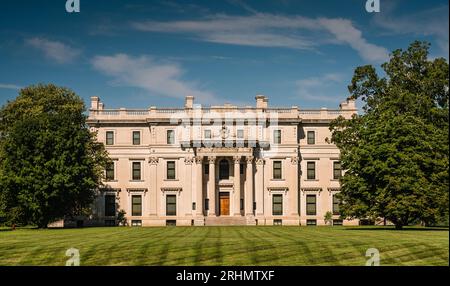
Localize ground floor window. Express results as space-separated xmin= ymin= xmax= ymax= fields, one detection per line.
xmin=205 ymin=198 xmax=209 ymax=210
xmin=273 ymin=219 xmax=282 ymax=226
xmin=306 ymin=219 xmax=317 ymax=226
xmin=104 ymin=219 xmax=115 ymax=226
xmin=333 ymin=219 xmax=343 ymax=226
xmin=272 ymin=194 xmax=283 ymax=216
xmin=104 ymin=195 xmax=116 ymax=217
xmin=131 ymin=220 xmax=142 ymax=227
xmin=131 ymin=195 xmax=142 ymax=216
xmin=166 ymin=195 xmax=177 ymax=216
xmin=306 ymin=194 xmax=316 ymax=215
xmin=332 ymin=195 xmax=340 ymax=215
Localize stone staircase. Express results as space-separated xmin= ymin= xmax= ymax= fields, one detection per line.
xmin=204 ymin=216 xmax=248 ymax=226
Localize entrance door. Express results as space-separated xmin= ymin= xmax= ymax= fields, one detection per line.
xmin=219 ymin=192 xmax=230 ymax=216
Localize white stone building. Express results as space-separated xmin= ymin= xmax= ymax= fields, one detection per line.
xmin=86 ymin=95 xmax=359 ymax=226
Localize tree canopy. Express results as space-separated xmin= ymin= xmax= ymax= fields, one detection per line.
xmin=0 ymin=84 xmax=109 ymax=228
xmin=329 ymin=41 xmax=449 ymax=229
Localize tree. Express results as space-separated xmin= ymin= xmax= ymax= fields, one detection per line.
xmin=0 ymin=84 xmax=109 ymax=228
xmin=324 ymin=211 xmax=333 ymax=226
xmin=329 ymin=41 xmax=449 ymax=229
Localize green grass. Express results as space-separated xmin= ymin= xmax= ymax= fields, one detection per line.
xmin=0 ymin=226 xmax=448 ymax=266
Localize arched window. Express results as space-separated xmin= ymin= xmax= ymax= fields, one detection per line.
xmin=219 ymin=159 xmax=230 ymax=180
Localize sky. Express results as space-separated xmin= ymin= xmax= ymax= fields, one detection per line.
xmin=0 ymin=0 xmax=448 ymax=109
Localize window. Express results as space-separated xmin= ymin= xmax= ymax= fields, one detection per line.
xmin=192 ymin=202 xmax=196 ymax=211
xmin=131 ymin=195 xmax=142 ymax=216
xmin=166 ymin=220 xmax=176 ymax=226
xmin=204 ymin=129 xmax=211 ymax=139
xmin=167 ymin=161 xmax=176 ymax=180
xmin=333 ymin=219 xmax=343 ymax=226
xmin=132 ymin=162 xmax=141 ymax=180
xmin=105 ymin=162 xmax=115 ymax=181
xmin=167 ymin=130 xmax=175 ymax=144
xmin=219 ymin=159 xmax=230 ymax=180
xmin=307 ymin=131 xmax=315 ymax=145
xmin=272 ymin=194 xmax=283 ymax=216
xmin=205 ymin=198 xmax=209 ymax=210
xmin=273 ymin=130 xmax=281 ymax=144
xmin=333 ymin=161 xmax=342 ymax=180
xmin=132 ymin=131 xmax=141 ymax=145
xmin=237 ymin=129 xmax=244 ymax=139
xmin=166 ymin=195 xmax=176 ymax=216
xmin=240 ymin=199 xmax=244 ymax=211
xmin=240 ymin=163 xmax=244 ymax=175
xmin=104 ymin=220 xmax=115 ymax=226
xmin=273 ymin=161 xmax=282 ymax=179
xmin=131 ymin=220 xmax=142 ymax=227
xmin=307 ymin=161 xmax=316 ymax=180
xmin=204 ymin=163 xmax=209 ymax=175
xmin=306 ymin=219 xmax=317 ymax=226
xmin=306 ymin=195 xmax=316 ymax=215
xmin=273 ymin=219 xmax=282 ymax=226
xmin=106 ymin=131 xmax=114 ymax=145
xmin=104 ymin=195 xmax=116 ymax=216
xmin=333 ymin=195 xmax=340 ymax=215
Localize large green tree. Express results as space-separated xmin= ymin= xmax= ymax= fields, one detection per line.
xmin=329 ymin=41 xmax=449 ymax=229
xmin=0 ymin=84 xmax=109 ymax=228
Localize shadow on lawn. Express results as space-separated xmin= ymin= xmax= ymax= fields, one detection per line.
xmin=345 ymin=226 xmax=449 ymax=231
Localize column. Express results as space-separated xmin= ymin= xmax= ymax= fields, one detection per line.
xmin=184 ymin=157 xmax=193 ymax=216
xmin=245 ymin=156 xmax=254 ymax=216
xmin=255 ymin=158 xmax=265 ymax=216
xmin=233 ymin=156 xmax=241 ymax=216
xmin=149 ymin=157 xmax=159 ymax=216
xmin=290 ymin=157 xmax=299 ymax=216
xmin=208 ymin=156 xmax=216 ymax=216
xmin=194 ymin=156 xmax=203 ymax=217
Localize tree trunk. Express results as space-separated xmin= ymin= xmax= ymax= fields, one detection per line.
xmin=395 ymin=223 xmax=403 ymax=230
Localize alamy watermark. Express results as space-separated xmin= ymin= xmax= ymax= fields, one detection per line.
xmin=65 ymin=248 xmax=80 ymax=266
xmin=66 ymin=0 xmax=80 ymax=13
xmin=365 ymin=0 xmax=381 ymax=13
xmin=365 ymin=248 xmax=380 ymax=266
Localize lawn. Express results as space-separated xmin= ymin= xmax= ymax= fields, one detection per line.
xmin=0 ymin=226 xmax=448 ymax=266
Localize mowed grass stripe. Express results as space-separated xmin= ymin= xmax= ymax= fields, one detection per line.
xmin=0 ymin=226 xmax=447 ymax=266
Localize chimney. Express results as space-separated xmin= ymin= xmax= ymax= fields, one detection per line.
xmin=90 ymin=96 xmax=100 ymax=110
xmin=255 ymin=95 xmax=268 ymax=109
xmin=185 ymin=96 xmax=194 ymax=109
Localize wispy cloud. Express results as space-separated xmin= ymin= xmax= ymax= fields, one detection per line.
xmin=132 ymin=13 xmax=389 ymax=62
xmin=0 ymin=83 xmax=22 ymax=90
xmin=91 ymin=54 xmax=217 ymax=104
xmin=25 ymin=37 xmax=81 ymax=64
xmin=373 ymin=3 xmax=449 ymax=56
xmin=295 ymin=73 xmax=347 ymax=102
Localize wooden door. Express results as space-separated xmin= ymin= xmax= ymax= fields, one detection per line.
xmin=219 ymin=193 xmax=230 ymax=216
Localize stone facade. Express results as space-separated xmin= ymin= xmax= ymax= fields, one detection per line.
xmin=86 ymin=95 xmax=359 ymax=226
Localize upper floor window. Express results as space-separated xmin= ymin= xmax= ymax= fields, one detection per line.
xmin=219 ymin=159 xmax=230 ymax=180
xmin=204 ymin=163 xmax=209 ymax=175
xmin=105 ymin=162 xmax=115 ymax=181
xmin=307 ymin=131 xmax=315 ymax=145
xmin=272 ymin=194 xmax=283 ymax=216
xmin=240 ymin=163 xmax=244 ymax=175
xmin=306 ymin=194 xmax=316 ymax=215
xmin=204 ymin=129 xmax=211 ymax=139
xmin=307 ymin=161 xmax=316 ymax=180
xmin=131 ymin=195 xmax=142 ymax=216
xmin=333 ymin=161 xmax=342 ymax=180
xmin=132 ymin=131 xmax=141 ymax=145
xmin=167 ymin=130 xmax=175 ymax=144
xmin=106 ymin=131 xmax=114 ymax=145
xmin=132 ymin=162 xmax=141 ymax=181
xmin=104 ymin=195 xmax=116 ymax=217
xmin=237 ymin=129 xmax=244 ymax=139
xmin=273 ymin=161 xmax=282 ymax=179
xmin=167 ymin=161 xmax=176 ymax=180
xmin=273 ymin=130 xmax=281 ymax=144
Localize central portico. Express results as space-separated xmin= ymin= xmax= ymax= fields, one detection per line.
xmin=192 ymin=147 xmax=257 ymax=224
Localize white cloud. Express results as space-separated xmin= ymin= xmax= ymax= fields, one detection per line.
xmin=0 ymin=83 xmax=22 ymax=90
xmin=373 ymin=4 xmax=449 ymax=57
xmin=132 ymin=13 xmax=389 ymax=62
xmin=25 ymin=37 xmax=81 ymax=64
xmin=91 ymin=54 xmax=217 ymax=103
xmin=296 ymin=73 xmax=347 ymax=102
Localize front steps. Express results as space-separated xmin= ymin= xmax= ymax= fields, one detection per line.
xmin=204 ymin=216 xmax=248 ymax=226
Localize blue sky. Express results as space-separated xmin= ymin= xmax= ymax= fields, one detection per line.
xmin=0 ymin=0 xmax=448 ymax=109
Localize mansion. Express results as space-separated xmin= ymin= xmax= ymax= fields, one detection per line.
xmin=86 ymin=95 xmax=359 ymax=226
